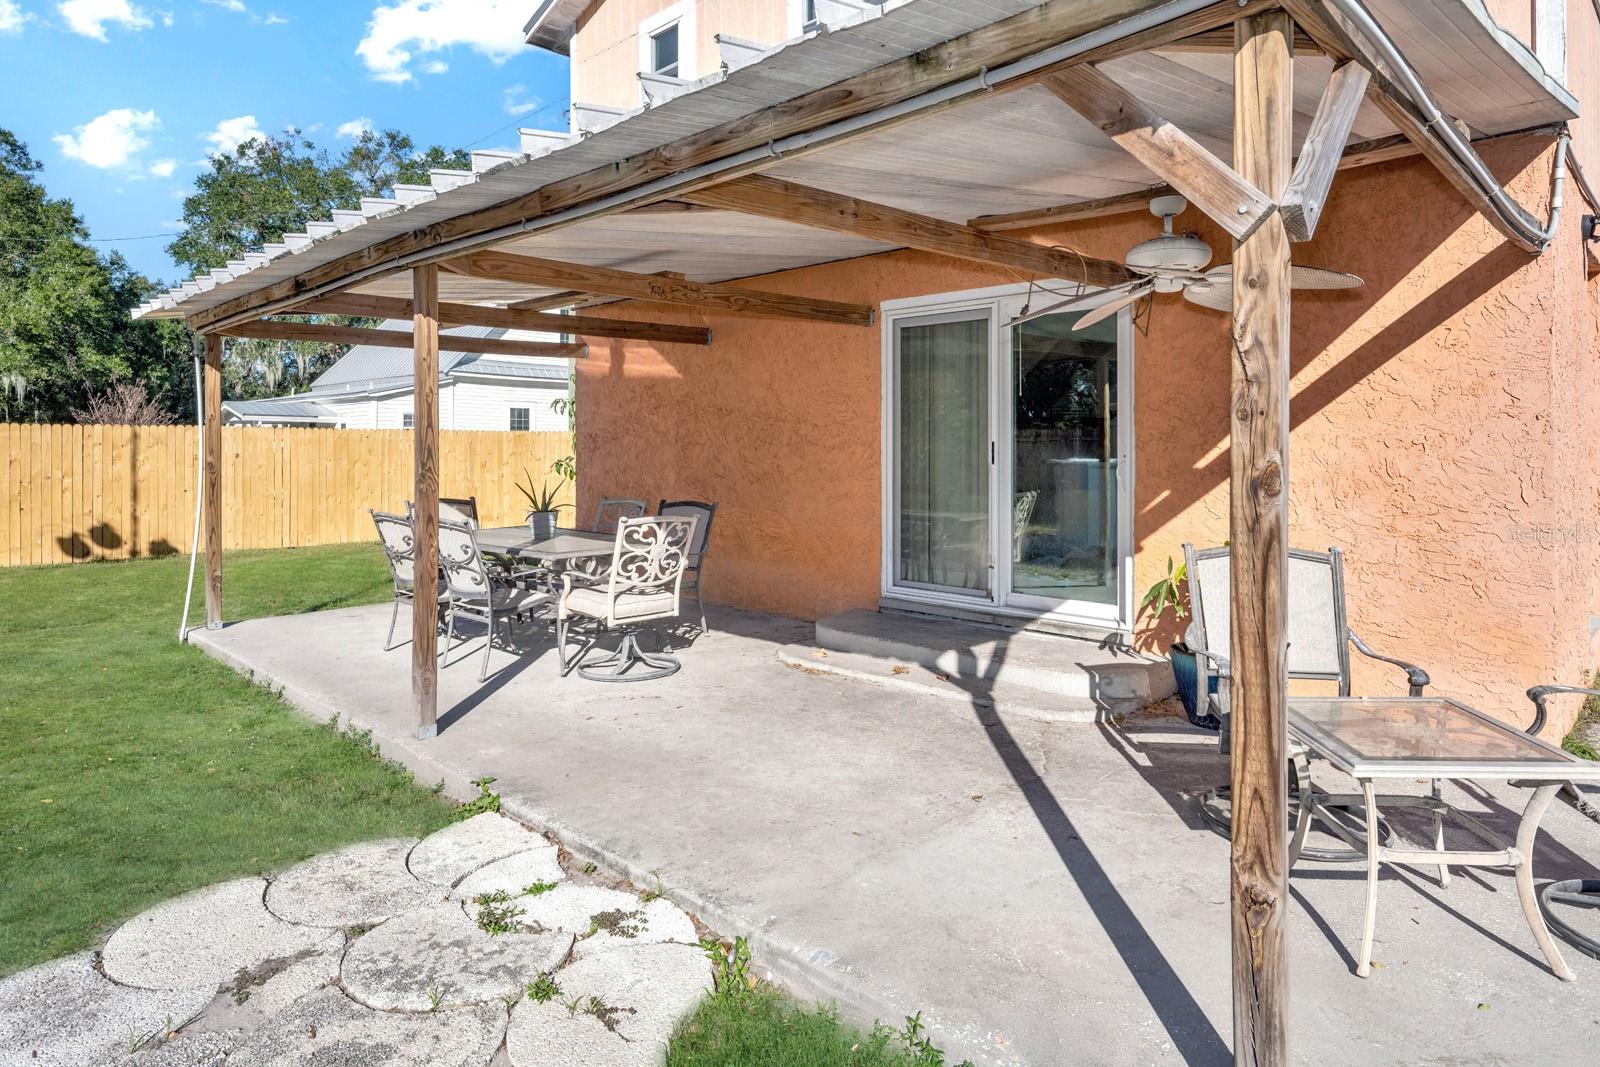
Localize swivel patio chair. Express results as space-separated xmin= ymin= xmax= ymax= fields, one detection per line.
xmin=1521 ymin=684 xmax=1600 ymax=961
xmin=555 ymin=514 xmax=696 ymax=681
xmin=439 ymin=520 xmax=554 ymax=681
xmin=594 ymin=497 xmax=648 ymax=533
xmin=1183 ymin=543 xmax=1431 ymax=860
xmin=658 ymin=499 xmax=717 ymax=632
xmin=370 ymin=509 xmax=446 ymax=651
xmin=405 ymin=496 xmax=478 ymax=528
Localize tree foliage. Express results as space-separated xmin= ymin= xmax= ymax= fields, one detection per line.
xmin=0 ymin=128 xmax=187 ymax=423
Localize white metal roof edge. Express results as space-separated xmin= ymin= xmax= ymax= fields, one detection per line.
xmin=1456 ymin=0 xmax=1578 ymax=116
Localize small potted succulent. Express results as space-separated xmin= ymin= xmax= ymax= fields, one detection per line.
xmin=515 ymin=469 xmax=568 ymax=540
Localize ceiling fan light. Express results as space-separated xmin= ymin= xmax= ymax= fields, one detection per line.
xmin=1125 ymin=232 xmax=1213 ymax=272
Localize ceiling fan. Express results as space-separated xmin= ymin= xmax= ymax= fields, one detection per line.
xmin=1010 ymin=194 xmax=1364 ymax=331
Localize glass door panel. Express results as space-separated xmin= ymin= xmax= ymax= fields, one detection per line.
xmin=894 ymin=312 xmax=990 ymax=595
xmin=1009 ymin=311 xmax=1118 ymax=607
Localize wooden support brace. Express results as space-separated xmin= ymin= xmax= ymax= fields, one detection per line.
xmin=1280 ymin=61 xmax=1370 ymax=241
xmin=217 ymin=319 xmax=587 ymax=359
xmin=412 ymin=264 xmax=440 ymax=741
xmin=1040 ymin=64 xmax=1275 ymax=241
xmin=447 ymin=251 xmax=875 ymax=326
xmin=683 ymin=174 xmax=1132 ymax=287
xmin=1229 ymin=11 xmax=1293 ymax=1066
xmin=202 ymin=333 xmax=223 ymax=629
xmin=294 ymin=293 xmax=712 ymax=345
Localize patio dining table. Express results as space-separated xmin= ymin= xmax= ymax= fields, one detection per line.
xmin=474 ymin=525 xmax=615 ymax=565
xmin=1288 ymin=696 xmax=1600 ymax=981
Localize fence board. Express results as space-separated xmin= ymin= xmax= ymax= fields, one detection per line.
xmin=0 ymin=425 xmax=572 ymax=566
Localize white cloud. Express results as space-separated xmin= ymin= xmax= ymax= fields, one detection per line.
xmin=0 ymin=0 xmax=33 ymax=33
xmin=201 ymin=114 xmax=266 ymax=155
xmin=147 ymin=157 xmax=176 ymax=177
xmin=356 ymin=0 xmax=527 ymax=84
xmin=262 ymin=11 xmax=285 ymax=23
xmin=200 ymin=0 xmax=245 ymax=10
xmin=53 ymin=107 xmax=158 ymax=168
xmin=502 ymin=83 xmax=538 ymax=116
xmin=335 ymin=117 xmax=373 ymax=139
xmin=57 ymin=0 xmax=152 ymax=40
xmin=421 ymin=58 xmax=446 ymax=74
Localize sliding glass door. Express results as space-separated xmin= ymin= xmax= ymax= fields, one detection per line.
xmin=883 ymin=284 xmax=1132 ymax=628
xmin=892 ymin=310 xmax=991 ymax=596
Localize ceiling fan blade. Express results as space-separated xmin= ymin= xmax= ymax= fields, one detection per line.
xmin=1073 ymin=284 xmax=1151 ymax=330
xmin=1201 ymin=263 xmax=1363 ymax=290
xmin=1006 ymin=282 xmax=1138 ymax=329
xmin=1182 ymin=283 xmax=1232 ymax=312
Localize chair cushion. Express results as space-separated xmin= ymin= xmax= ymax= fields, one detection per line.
xmin=565 ymin=585 xmax=676 ymax=622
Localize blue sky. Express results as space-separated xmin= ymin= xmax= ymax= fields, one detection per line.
xmin=0 ymin=0 xmax=570 ymax=284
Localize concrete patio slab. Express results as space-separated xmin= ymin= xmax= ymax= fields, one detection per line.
xmin=0 ymin=953 xmax=214 ymax=1067
xmin=340 ymin=900 xmax=571 ymax=1011
xmin=101 ymin=877 xmax=331 ymax=991
xmin=450 ymin=845 xmax=567 ymax=902
xmin=265 ymin=838 xmax=432 ymax=928
xmin=223 ymin=987 xmax=506 ymax=1067
xmin=408 ymin=812 xmax=548 ymax=888
xmin=194 ymin=603 xmax=1600 ymax=1066
xmin=517 ymin=885 xmax=698 ymax=944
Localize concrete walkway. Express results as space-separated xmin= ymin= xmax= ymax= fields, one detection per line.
xmin=0 ymin=813 xmax=710 ymax=1066
xmin=193 ymin=603 xmax=1600 ymax=1066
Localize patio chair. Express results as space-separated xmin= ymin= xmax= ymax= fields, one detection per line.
xmin=370 ymin=510 xmax=447 ymax=651
xmin=555 ymin=515 xmax=696 ymax=681
xmin=1184 ymin=543 xmax=1431 ymax=860
xmin=405 ymin=497 xmax=478 ymax=528
xmin=658 ymin=499 xmax=717 ymax=632
xmin=1521 ymin=685 xmax=1600 ymax=960
xmin=439 ymin=520 xmax=554 ymax=681
xmin=593 ymin=497 xmax=648 ymax=533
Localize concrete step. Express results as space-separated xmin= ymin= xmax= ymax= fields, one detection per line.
xmin=775 ymin=642 xmax=1106 ymax=723
xmin=798 ymin=609 xmax=1175 ymax=721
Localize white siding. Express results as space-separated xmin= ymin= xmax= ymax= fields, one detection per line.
xmin=449 ymin=379 xmax=569 ymax=431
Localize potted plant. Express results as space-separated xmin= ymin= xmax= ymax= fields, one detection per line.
xmin=1139 ymin=556 xmax=1218 ymax=730
xmin=515 ymin=470 xmax=568 ymax=540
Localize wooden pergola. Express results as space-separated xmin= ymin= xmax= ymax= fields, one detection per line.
xmin=158 ymin=2 xmax=1571 ymax=1061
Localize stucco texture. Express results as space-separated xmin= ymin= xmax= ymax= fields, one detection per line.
xmin=576 ymin=133 xmax=1600 ymax=736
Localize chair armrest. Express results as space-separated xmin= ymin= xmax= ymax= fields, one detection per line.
xmin=1525 ymin=685 xmax=1600 ymax=739
xmin=1348 ymin=630 xmax=1429 ymax=696
xmin=1190 ymin=647 xmax=1231 ymax=677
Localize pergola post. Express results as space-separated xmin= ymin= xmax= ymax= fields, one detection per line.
xmin=1230 ymin=10 xmax=1293 ymax=1066
xmin=412 ymin=264 xmax=441 ymax=740
xmin=202 ymin=333 xmax=224 ymax=629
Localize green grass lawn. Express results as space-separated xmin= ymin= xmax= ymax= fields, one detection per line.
xmin=670 ymin=989 xmax=969 ymax=1067
xmin=0 ymin=543 xmax=456 ymax=975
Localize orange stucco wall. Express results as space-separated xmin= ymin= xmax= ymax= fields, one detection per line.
xmin=576 ymin=132 xmax=1600 ymax=735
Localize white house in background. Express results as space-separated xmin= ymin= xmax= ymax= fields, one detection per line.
xmin=221 ymin=321 xmax=572 ymax=431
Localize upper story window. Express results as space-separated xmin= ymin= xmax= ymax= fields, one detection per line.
xmin=638 ymin=2 xmax=694 ymax=90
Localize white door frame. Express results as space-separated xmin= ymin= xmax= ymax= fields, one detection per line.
xmin=879 ymin=279 xmax=1136 ymax=631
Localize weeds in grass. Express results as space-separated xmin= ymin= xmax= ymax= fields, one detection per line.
xmin=521 ymin=880 xmax=558 ymax=897
xmin=700 ymin=935 xmax=752 ymax=998
xmin=582 ymin=862 xmax=598 ymax=875
xmin=473 ymin=891 xmax=526 ymax=935
xmin=456 ymin=777 xmax=502 ymax=819
xmin=526 ymin=972 xmax=562 ymax=1003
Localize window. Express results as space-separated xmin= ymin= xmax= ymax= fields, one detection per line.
xmin=648 ymin=22 xmax=679 ymax=76
xmin=508 ymin=407 xmax=530 ymax=431
xmin=402 ymin=413 xmax=414 ymax=429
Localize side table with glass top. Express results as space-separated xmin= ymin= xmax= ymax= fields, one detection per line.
xmin=1287 ymin=696 xmax=1600 ymax=980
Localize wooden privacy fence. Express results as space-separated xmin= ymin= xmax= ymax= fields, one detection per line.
xmin=1 ymin=424 xmax=574 ymax=567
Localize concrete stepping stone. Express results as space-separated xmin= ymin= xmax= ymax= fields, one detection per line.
xmin=102 ymin=877 xmax=330 ymax=991
xmin=266 ymin=838 xmax=435 ymax=927
xmin=505 ymin=940 xmax=712 ymax=1067
xmin=341 ymin=900 xmax=572 ymax=1011
xmin=518 ymin=884 xmax=698 ymax=944
xmin=117 ymin=1028 xmax=238 ymax=1066
xmin=0 ymin=953 xmax=213 ymax=1067
xmin=449 ymin=845 xmax=566 ymax=903
xmin=408 ymin=813 xmax=546 ymax=888
xmin=225 ymin=986 xmax=505 ymax=1067
xmin=223 ymin=938 xmax=343 ymax=1018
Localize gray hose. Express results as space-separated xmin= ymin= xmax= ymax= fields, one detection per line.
xmin=178 ymin=335 xmax=206 ymax=643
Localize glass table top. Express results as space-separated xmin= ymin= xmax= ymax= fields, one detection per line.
xmin=1287 ymin=697 xmax=1600 ymax=779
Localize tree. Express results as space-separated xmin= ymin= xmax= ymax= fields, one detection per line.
xmin=0 ymin=128 xmax=188 ymax=422
xmin=71 ymin=382 xmax=176 ymax=425
xmin=341 ymin=130 xmax=470 ymax=199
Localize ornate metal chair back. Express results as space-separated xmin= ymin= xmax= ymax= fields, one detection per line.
xmin=439 ymin=521 xmax=495 ymax=602
xmin=370 ymin=511 xmax=416 ymax=589
xmin=593 ymin=497 xmax=648 ymax=534
xmin=608 ymin=516 xmax=696 ymax=600
xmin=439 ymin=496 xmax=479 ymax=528
xmin=657 ymin=499 xmax=716 ymax=566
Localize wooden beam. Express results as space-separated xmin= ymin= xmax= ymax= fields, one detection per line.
xmin=1161 ymin=26 xmax=1320 ymax=54
xmin=295 ymin=293 xmax=713 ymax=345
xmin=1229 ymin=11 xmax=1292 ymax=1067
xmin=1280 ymin=61 xmax=1370 ymax=241
xmin=216 ymin=319 xmax=587 ymax=358
xmin=412 ymin=264 xmax=440 ymax=742
xmin=506 ymin=291 xmax=588 ymax=311
xmin=446 ymin=251 xmax=875 ymax=326
xmin=682 ymin=175 xmax=1133 ymax=287
xmin=184 ymin=1 xmax=1262 ymax=332
xmin=202 ymin=334 xmax=223 ymax=630
xmin=969 ymin=186 xmax=1175 ymax=231
xmin=1281 ymin=0 xmax=1545 ymax=252
xmin=1040 ymin=64 xmax=1275 ymax=241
